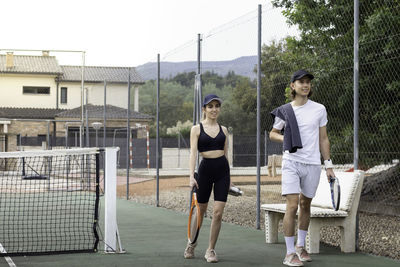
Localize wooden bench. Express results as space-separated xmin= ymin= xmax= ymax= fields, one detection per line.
xmin=267 ymin=154 xmax=282 ymax=177
xmin=261 ymin=170 xmax=365 ymax=253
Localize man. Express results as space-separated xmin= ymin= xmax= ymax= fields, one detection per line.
xmin=270 ymin=70 xmax=335 ymax=266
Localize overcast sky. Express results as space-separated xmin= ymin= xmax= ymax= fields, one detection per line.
xmin=1 ymin=0 xmax=296 ymax=67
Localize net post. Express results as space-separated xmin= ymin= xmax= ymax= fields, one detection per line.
xmin=104 ymin=147 xmax=125 ymax=253
xmin=93 ymin=153 xmax=100 ymax=251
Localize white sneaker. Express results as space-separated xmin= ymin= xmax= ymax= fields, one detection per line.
xmin=204 ymin=249 xmax=218 ymax=263
xmin=283 ymin=253 xmax=304 ymax=266
xmin=184 ymin=241 xmax=197 ymax=259
xmin=295 ymin=246 xmax=312 ymax=262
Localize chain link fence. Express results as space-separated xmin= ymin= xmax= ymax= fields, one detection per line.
xmin=132 ymin=1 xmax=400 ymax=260
xmin=259 ymin=0 xmax=399 ymax=259
xmin=261 ymin=0 xmax=400 ymax=212
xmin=5 ymin=1 xmax=399 ymax=260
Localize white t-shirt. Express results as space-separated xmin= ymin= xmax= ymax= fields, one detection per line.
xmin=273 ymin=100 xmax=328 ymax=165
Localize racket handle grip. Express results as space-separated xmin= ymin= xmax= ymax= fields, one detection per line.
xmin=229 ymin=186 xmax=243 ymax=196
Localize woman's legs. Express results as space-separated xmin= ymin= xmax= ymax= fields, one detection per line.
xmin=198 ymin=202 xmax=209 ymax=228
xmin=184 ymin=202 xmax=209 ymax=259
xmin=208 ymin=200 xmax=226 ymax=250
xmin=186 ymin=156 xmax=229 ymax=262
xmin=207 ymin=156 xmax=230 ymax=251
xmin=189 ymin=200 xmax=226 ymax=251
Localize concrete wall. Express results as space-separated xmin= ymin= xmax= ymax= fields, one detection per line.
xmin=162 ymin=148 xmax=190 ymax=169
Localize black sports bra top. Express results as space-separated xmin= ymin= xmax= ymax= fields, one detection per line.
xmin=198 ymin=123 xmax=226 ymax=152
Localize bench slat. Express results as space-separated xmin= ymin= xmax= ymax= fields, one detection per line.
xmin=261 ymin=204 xmax=348 ymax=217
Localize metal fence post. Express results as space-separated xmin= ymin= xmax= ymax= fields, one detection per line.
xmin=353 ymin=0 xmax=360 ymax=251
xmin=156 ymin=54 xmax=160 ymax=207
xmin=256 ymin=4 xmax=262 ymax=230
xmin=126 ymin=67 xmax=131 ymax=200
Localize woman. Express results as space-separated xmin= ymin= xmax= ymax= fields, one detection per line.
xmin=184 ymin=94 xmax=231 ymax=263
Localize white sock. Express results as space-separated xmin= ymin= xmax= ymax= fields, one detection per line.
xmin=284 ymin=236 xmax=295 ymax=255
xmin=297 ymin=229 xmax=308 ymax=247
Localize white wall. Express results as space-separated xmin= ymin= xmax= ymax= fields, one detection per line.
xmin=59 ymin=82 xmax=137 ymax=109
xmin=88 ymin=83 xmax=129 ymax=109
xmin=0 ymin=74 xmax=57 ymax=108
xmin=58 ymin=82 xmax=82 ymax=109
xmin=0 ymin=73 xmax=139 ymax=110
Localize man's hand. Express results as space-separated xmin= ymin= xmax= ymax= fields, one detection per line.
xmin=326 ymin=168 xmax=335 ymax=182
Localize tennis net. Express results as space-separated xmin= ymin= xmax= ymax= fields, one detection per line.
xmin=0 ymin=148 xmax=100 ymax=256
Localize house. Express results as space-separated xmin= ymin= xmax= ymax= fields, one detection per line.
xmin=0 ymin=51 xmax=152 ymax=152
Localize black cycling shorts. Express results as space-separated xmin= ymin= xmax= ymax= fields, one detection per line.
xmin=196 ymin=156 xmax=230 ymax=203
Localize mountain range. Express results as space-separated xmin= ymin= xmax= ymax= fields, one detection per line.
xmin=135 ymin=55 xmax=258 ymax=80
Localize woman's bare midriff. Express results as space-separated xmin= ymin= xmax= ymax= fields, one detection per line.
xmin=200 ymin=150 xmax=225 ymax=159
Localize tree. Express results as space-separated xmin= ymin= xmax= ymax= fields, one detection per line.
xmin=271 ymin=0 xmax=400 ymax=166
xmin=170 ymin=72 xmax=196 ymax=88
xmin=139 ymin=71 xmax=257 ymax=136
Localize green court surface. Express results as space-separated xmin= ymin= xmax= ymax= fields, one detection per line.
xmin=5 ymin=199 xmax=399 ymax=267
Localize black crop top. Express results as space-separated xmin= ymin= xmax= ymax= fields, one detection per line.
xmin=197 ymin=123 xmax=226 ymax=152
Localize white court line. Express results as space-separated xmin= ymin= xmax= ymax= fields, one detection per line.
xmin=0 ymin=243 xmax=17 ymax=267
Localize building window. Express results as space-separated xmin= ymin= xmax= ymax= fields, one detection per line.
xmin=23 ymin=86 xmax=50 ymax=95
xmin=61 ymin=87 xmax=68 ymax=104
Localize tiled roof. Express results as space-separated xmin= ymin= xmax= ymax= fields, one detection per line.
xmin=0 ymin=54 xmax=145 ymax=84
xmin=60 ymin=66 xmax=145 ymax=84
xmin=55 ymin=104 xmax=153 ymax=120
xmin=0 ymin=107 xmax=67 ymax=119
xmin=0 ymin=105 xmax=153 ymax=121
xmin=0 ymin=55 xmax=63 ymax=74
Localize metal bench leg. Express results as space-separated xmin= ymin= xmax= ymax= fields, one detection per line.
xmin=265 ymin=211 xmax=280 ymax=243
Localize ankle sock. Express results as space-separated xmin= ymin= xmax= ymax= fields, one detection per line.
xmin=284 ymin=236 xmax=295 ymax=255
xmin=297 ymin=229 xmax=308 ymax=247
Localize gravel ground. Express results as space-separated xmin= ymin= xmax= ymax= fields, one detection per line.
xmin=123 ymin=178 xmax=400 ymax=260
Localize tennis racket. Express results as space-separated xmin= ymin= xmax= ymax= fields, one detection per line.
xmin=228 ymin=186 xmax=243 ymax=196
xmin=188 ymin=173 xmax=201 ymax=244
xmin=329 ymin=176 xmax=341 ymax=211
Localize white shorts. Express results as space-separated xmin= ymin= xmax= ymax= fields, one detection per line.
xmin=281 ymin=159 xmax=321 ymax=198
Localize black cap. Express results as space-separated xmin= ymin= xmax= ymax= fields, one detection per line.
xmin=290 ymin=69 xmax=314 ymax=83
xmin=203 ymin=94 xmax=222 ymax=107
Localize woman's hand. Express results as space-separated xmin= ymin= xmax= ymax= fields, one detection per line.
xmin=189 ymin=175 xmax=199 ymax=189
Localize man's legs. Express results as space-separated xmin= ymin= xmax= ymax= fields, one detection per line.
xmin=297 ymin=193 xmax=312 ymax=245
xmin=283 ymin=194 xmax=312 ymax=245
xmin=283 ymin=194 xmax=303 ymax=266
xmin=283 ymin=194 xmax=300 ymax=236
xmin=295 ymin=162 xmax=320 ymax=263
xmin=283 ymin=194 xmax=299 ymax=252
xmin=295 ymin=193 xmax=313 ymax=262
